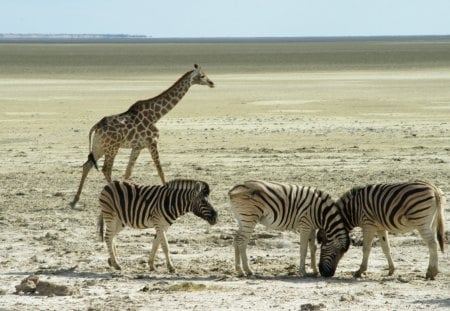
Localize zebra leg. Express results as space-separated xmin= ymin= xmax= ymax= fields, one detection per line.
xmin=148 ymin=232 xmax=162 ymax=271
xmin=308 ymin=229 xmax=318 ymax=276
xmin=378 ymin=230 xmax=395 ymax=275
xmin=105 ymin=218 xmax=123 ymax=270
xmin=233 ymin=237 xmax=243 ymax=276
xmin=234 ymin=222 xmax=256 ymax=276
xmin=354 ymin=229 xmax=377 ymax=278
xmin=124 ymin=148 xmax=141 ymax=179
xmin=159 ymin=230 xmax=175 ymax=273
xmin=418 ymin=227 xmax=439 ymax=280
xmin=299 ymin=229 xmax=312 ymax=276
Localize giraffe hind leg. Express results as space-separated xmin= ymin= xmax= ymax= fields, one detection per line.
xmin=102 ymin=149 xmax=118 ymax=183
xmin=148 ymin=143 xmax=165 ymax=184
xmin=70 ymin=152 xmax=101 ymax=208
xmin=124 ymin=148 xmax=141 ymax=180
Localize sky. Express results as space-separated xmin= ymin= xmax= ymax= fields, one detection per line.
xmin=1 ymin=0 xmax=450 ymax=38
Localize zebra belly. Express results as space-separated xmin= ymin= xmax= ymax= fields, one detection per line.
xmin=123 ymin=219 xmax=155 ymax=229
xmin=364 ymin=215 xmax=414 ymax=234
xmin=260 ymin=215 xmax=297 ymax=231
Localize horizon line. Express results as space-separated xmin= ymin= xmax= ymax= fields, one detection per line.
xmin=1 ymin=33 xmax=449 ymax=44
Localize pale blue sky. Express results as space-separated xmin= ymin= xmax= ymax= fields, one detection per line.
xmin=1 ymin=0 xmax=449 ymax=37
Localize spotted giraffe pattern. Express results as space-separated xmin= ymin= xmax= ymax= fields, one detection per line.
xmin=70 ymin=64 xmax=214 ymax=208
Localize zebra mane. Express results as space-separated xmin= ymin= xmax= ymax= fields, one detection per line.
xmin=337 ymin=185 xmax=364 ymax=202
xmin=348 ymin=185 xmax=365 ymax=195
xmin=164 ymin=179 xmax=210 ymax=194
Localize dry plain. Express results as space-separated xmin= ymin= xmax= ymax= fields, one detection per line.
xmin=0 ymin=39 xmax=450 ymax=310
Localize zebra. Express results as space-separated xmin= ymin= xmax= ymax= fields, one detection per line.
xmin=98 ymin=179 xmax=218 ymax=272
xmin=228 ymin=180 xmax=350 ymax=277
xmin=335 ymin=179 xmax=446 ymax=279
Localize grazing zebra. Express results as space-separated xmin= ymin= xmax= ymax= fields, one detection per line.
xmin=228 ymin=180 xmax=350 ymax=277
xmin=98 ymin=179 xmax=218 ymax=272
xmin=335 ymin=180 xmax=446 ymax=279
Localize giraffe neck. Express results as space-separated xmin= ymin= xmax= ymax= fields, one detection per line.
xmin=130 ymin=70 xmax=193 ymax=123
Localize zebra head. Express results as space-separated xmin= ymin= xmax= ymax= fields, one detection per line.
xmin=191 ymin=181 xmax=218 ymax=225
xmin=318 ymin=228 xmax=350 ymax=277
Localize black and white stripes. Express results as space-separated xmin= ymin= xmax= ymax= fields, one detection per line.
xmin=98 ymin=179 xmax=217 ymax=272
xmin=228 ymin=180 xmax=350 ymax=277
xmin=335 ymin=179 xmax=446 ymax=279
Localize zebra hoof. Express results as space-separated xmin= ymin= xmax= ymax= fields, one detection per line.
xmin=353 ymin=270 xmax=364 ymax=278
xmin=108 ymin=258 xmax=121 ymax=270
xmin=236 ymin=271 xmax=246 ymax=277
xmin=425 ymin=267 xmax=438 ymax=280
xmin=244 ymin=270 xmax=254 ymax=277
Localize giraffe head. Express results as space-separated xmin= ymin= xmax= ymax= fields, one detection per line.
xmin=190 ymin=64 xmax=214 ymax=88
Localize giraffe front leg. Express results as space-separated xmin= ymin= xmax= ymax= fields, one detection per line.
xmin=124 ymin=148 xmax=141 ymax=180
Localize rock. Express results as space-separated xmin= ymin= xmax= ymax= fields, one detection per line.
xmin=300 ymin=303 xmax=326 ymax=311
xmin=15 ymin=275 xmax=79 ymax=296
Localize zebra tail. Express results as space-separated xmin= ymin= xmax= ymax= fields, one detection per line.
xmin=423 ymin=180 xmax=446 ymax=253
xmin=435 ymin=187 xmax=446 ymax=253
xmin=98 ymin=213 xmax=104 ymax=242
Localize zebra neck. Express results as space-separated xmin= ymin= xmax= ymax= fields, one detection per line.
xmin=336 ymin=199 xmax=358 ymax=230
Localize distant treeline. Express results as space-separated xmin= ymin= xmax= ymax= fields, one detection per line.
xmin=1 ymin=34 xmax=449 ymax=44
xmin=0 ymin=33 xmax=149 ymax=43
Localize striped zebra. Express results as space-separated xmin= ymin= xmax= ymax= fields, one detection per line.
xmin=228 ymin=180 xmax=350 ymax=277
xmin=98 ymin=179 xmax=218 ymax=272
xmin=335 ymin=180 xmax=446 ymax=279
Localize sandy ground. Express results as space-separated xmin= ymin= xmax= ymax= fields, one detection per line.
xmin=1 ymin=69 xmax=450 ymax=310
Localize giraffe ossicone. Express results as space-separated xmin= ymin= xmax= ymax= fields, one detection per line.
xmin=69 ymin=65 xmax=214 ymax=208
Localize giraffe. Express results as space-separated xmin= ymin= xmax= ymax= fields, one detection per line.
xmin=69 ymin=64 xmax=214 ymax=208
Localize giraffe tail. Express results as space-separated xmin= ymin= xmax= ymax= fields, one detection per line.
xmin=88 ymin=122 xmax=99 ymax=171
xmin=88 ymin=153 xmax=98 ymax=171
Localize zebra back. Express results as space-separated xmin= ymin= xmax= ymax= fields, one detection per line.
xmin=336 ymin=179 xmax=446 ymax=251
xmin=99 ymin=179 xmax=216 ymax=229
xmin=229 ymin=180 xmax=344 ymax=233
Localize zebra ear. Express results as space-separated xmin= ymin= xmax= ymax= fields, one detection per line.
xmin=195 ymin=181 xmax=203 ymax=194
